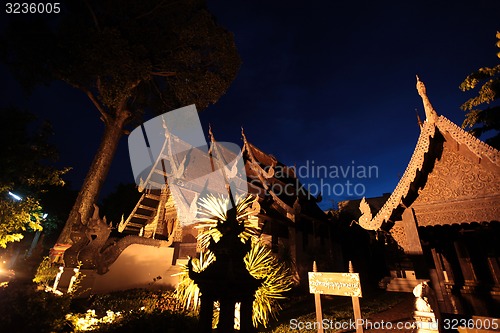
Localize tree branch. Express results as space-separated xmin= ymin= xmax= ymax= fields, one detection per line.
xmin=117 ymin=79 xmax=142 ymax=122
xmin=151 ymin=71 xmax=177 ymax=77
xmin=78 ymin=85 xmax=109 ymax=123
xmin=83 ymin=0 xmax=101 ymax=32
xmin=134 ymin=0 xmax=182 ymax=21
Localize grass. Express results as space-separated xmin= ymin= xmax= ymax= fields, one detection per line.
xmin=259 ymin=290 xmax=410 ymax=332
xmin=0 ymin=277 xmax=410 ymax=332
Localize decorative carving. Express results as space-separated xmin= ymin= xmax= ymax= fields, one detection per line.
xmin=358 ymin=197 xmax=373 ymax=227
xmin=416 ymin=76 xmax=439 ymax=124
xmin=358 ymin=109 xmax=500 ymax=231
xmin=390 ymin=223 xmax=409 ymax=251
xmin=359 ymin=121 xmax=436 ymax=230
xmin=78 ymin=205 xmax=112 ymax=270
xmin=413 ymin=196 xmax=500 ymax=227
xmin=437 ymin=116 xmax=500 ymax=166
xmin=243 ymin=138 xmax=295 ymax=215
xmin=262 ymin=161 xmax=276 ymax=179
xmin=414 ymin=141 xmax=500 ymax=204
xmin=63 ymin=219 xmax=89 ymax=266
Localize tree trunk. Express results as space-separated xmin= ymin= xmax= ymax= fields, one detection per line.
xmin=56 ymin=109 xmax=130 ymax=245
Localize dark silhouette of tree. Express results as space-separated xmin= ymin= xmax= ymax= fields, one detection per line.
xmin=0 ymin=108 xmax=68 ymax=248
xmin=459 ymin=32 xmax=500 ymax=149
xmin=2 ymin=0 xmax=241 ymax=245
xmin=100 ymin=183 xmax=142 ymax=227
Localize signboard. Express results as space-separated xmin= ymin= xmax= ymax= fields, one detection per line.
xmin=308 ymin=272 xmax=362 ymax=297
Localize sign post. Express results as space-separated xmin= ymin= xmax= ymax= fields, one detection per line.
xmin=312 ymin=261 xmax=324 ymax=333
xmin=349 ymin=261 xmax=364 ymax=333
xmin=308 ymin=261 xmax=364 ymax=333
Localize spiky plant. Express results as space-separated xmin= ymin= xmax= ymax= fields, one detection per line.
xmin=245 ymin=240 xmax=293 ymax=327
xmin=174 ymin=194 xmax=293 ymax=328
xmin=195 ymin=194 xmax=260 ymax=249
xmin=174 ymin=251 xmax=215 ymax=311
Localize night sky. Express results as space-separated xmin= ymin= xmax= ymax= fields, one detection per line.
xmin=1 ymin=1 xmax=500 ymax=210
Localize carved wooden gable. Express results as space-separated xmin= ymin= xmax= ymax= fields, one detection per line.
xmin=412 ymin=131 xmax=500 ymax=227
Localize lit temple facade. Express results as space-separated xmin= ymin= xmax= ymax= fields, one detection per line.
xmin=356 ymin=78 xmax=500 ymax=317
xmin=55 ymin=126 xmax=338 ymax=293
xmin=117 ymin=128 xmax=337 ymax=284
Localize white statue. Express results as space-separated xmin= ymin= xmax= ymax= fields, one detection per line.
xmin=413 ymin=281 xmax=433 ymax=312
xmin=67 ymin=267 xmax=80 ymax=293
xmin=51 ymin=266 xmax=64 ymax=295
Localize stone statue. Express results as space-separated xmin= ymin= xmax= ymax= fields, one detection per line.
xmin=188 ymin=206 xmax=261 ymax=333
xmin=413 ymin=281 xmax=433 ymax=312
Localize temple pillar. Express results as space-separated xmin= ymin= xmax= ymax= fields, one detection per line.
xmin=430 ymin=248 xmax=454 ymax=313
xmin=454 ymin=240 xmax=489 ymax=316
xmin=487 ymin=256 xmax=500 ymax=293
xmin=406 ymin=209 xmax=429 ymax=280
xmin=431 ymin=245 xmax=465 ymax=315
xmin=454 ymin=241 xmax=477 ymax=287
xmin=402 ymin=209 xmax=424 ymax=255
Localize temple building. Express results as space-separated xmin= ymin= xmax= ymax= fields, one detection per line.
xmin=117 ymin=127 xmax=336 ymax=284
xmin=56 ymin=126 xmax=337 ymax=293
xmin=355 ymin=77 xmax=500 ymax=318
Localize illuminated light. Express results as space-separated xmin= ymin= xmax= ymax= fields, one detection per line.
xmin=8 ymin=192 xmax=22 ymax=201
xmin=42 ymin=213 xmax=48 ymax=219
xmin=66 ymin=309 xmax=122 ymax=331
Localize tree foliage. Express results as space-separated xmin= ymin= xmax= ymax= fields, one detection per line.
xmin=2 ymin=0 xmax=241 ymax=244
xmin=32 ymin=256 xmax=60 ymax=288
xmin=0 ymin=108 xmax=68 ymax=248
xmin=459 ymin=32 xmax=500 ymax=149
xmin=3 ymin=0 xmax=241 ymax=114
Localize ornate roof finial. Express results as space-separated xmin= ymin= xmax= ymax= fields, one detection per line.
xmin=208 ymin=123 xmax=215 ymax=143
xmin=241 ymin=126 xmax=248 ymax=144
xmin=415 ymin=109 xmax=423 ymax=128
xmin=416 ymin=75 xmax=438 ymax=124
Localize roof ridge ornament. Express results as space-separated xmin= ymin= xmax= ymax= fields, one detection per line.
xmin=416 ymin=75 xmax=438 ymax=124
xmin=208 ymin=123 xmax=215 ymax=143
xmin=241 ymin=126 xmax=248 ymax=143
xmin=415 ymin=109 xmax=423 ymax=129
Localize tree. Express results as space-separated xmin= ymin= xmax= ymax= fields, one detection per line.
xmin=0 ymin=108 xmax=68 ymax=248
xmin=459 ymin=32 xmax=500 ymax=149
xmin=2 ymin=0 xmax=241 ymax=245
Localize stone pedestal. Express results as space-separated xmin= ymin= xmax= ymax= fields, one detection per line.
xmin=414 ymin=310 xmax=439 ymax=333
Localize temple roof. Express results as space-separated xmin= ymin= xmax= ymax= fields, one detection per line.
xmin=119 ymin=126 xmax=327 ymax=236
xmin=358 ymin=78 xmax=500 ymax=230
xmin=241 ymin=129 xmax=327 ymax=222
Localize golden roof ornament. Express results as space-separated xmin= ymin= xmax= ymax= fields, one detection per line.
xmin=241 ymin=126 xmax=248 ymax=144
xmin=416 ymin=75 xmax=438 ymax=124
xmin=358 ymin=197 xmax=373 ymax=228
xmin=415 ymin=109 xmax=423 ymax=128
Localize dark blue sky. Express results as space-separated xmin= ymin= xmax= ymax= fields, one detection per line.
xmin=1 ymin=0 xmax=500 ymax=210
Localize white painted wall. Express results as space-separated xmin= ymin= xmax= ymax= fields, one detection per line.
xmin=90 ymin=244 xmax=180 ymax=293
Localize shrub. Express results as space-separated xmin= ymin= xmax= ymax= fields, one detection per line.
xmin=0 ymin=280 xmax=71 ymax=333
xmin=33 ymin=256 xmax=60 ymax=288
